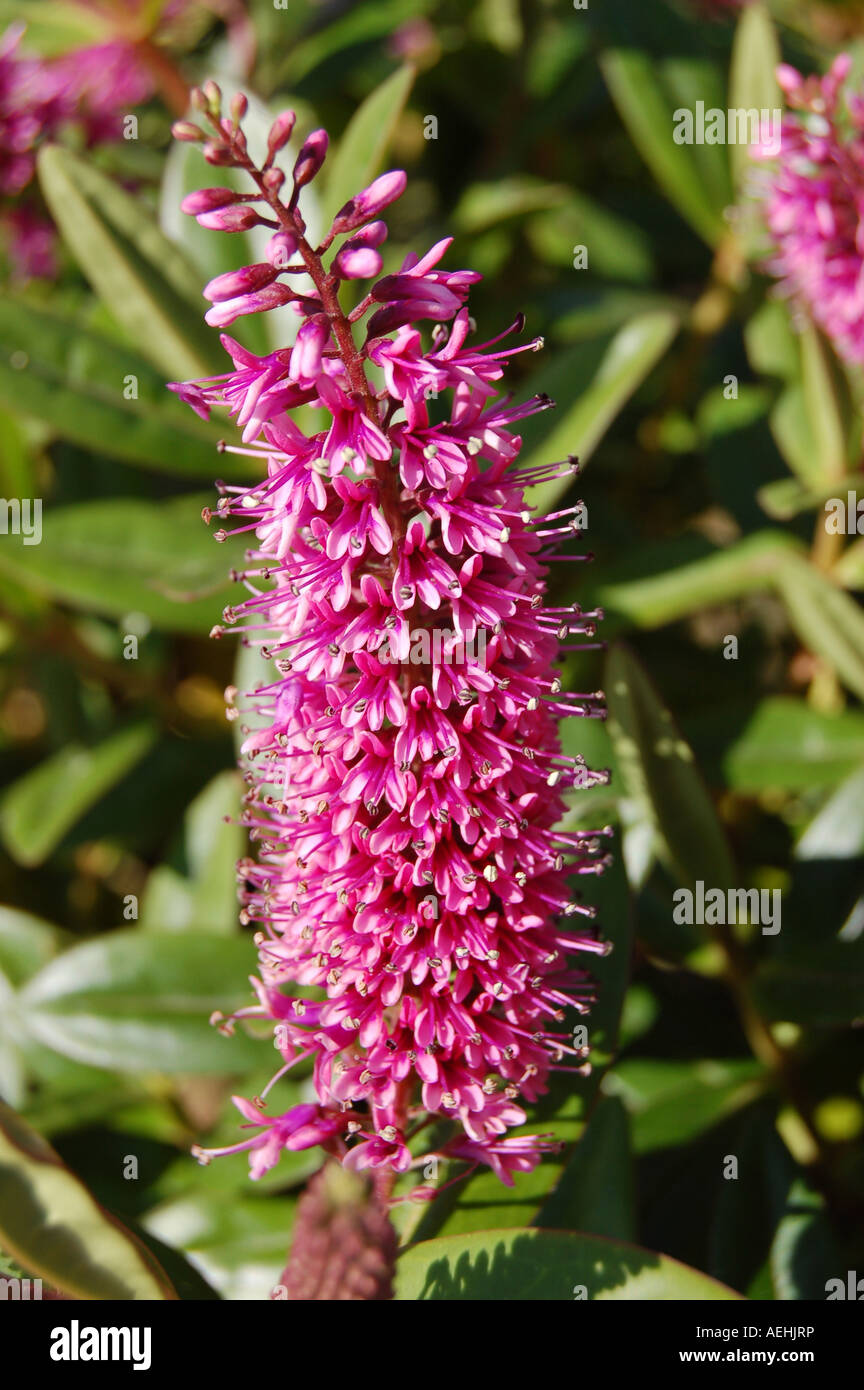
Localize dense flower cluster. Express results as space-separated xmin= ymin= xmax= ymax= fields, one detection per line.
xmin=751 ymin=54 xmax=864 ymax=364
xmin=175 ymin=84 xmax=611 ymax=1190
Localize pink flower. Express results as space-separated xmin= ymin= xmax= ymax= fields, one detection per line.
xmin=176 ymin=90 xmax=611 ymax=1191
xmin=751 ymin=54 xmax=864 ymax=363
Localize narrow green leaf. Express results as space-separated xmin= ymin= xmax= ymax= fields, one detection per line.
xmin=0 ymin=494 xmax=243 ymax=633
xmin=600 ymin=50 xmax=730 ymax=246
xmin=605 ymin=644 xmax=736 ymax=890
xmin=589 ymin=531 xmax=803 ymax=632
xmin=743 ymin=300 xmax=852 ymax=487
xmin=320 ymin=65 xmax=416 ymax=226
xmin=729 ymin=2 xmax=781 ymax=186
xmin=799 ymin=321 xmax=849 ymax=484
xmin=38 ymin=144 xmax=219 ymax=380
xmin=20 ymin=930 xmax=266 ymax=1073
xmin=0 ymin=297 xmax=225 ymax=476
xmin=775 ymin=555 xmax=864 ymax=703
xmin=0 ymin=724 xmax=157 ymax=867
xmin=395 ymin=1227 xmax=741 ymax=1300
xmin=0 ymin=1098 xmax=176 ymax=1299
xmin=524 ymin=310 xmax=679 ymax=512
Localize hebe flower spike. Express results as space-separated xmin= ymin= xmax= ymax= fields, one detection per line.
xmin=173 ymin=88 xmax=612 ymax=1194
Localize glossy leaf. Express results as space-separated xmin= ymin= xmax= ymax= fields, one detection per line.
xmin=395 ymin=1227 xmax=741 ymax=1300
xmin=0 ymin=1098 xmax=176 ymax=1299
xmin=20 ymin=930 xmax=266 ymax=1073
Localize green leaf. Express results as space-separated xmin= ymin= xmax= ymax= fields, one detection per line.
xmin=744 ymin=301 xmax=853 ymax=488
xmin=686 ymin=696 xmax=864 ymax=792
xmin=0 ymin=494 xmax=243 ymax=634
xmin=0 ymin=906 xmax=59 ymax=987
xmin=600 ymin=49 xmax=731 ymax=246
xmin=729 ymin=2 xmax=781 ymax=186
xmin=796 ymin=765 xmax=864 ymax=861
xmin=775 ymin=555 xmax=864 ymax=703
xmin=321 ymin=65 xmax=415 ymax=227
xmin=533 ymin=1097 xmax=635 ymax=1240
xmin=798 ymin=321 xmax=849 ymax=485
xmin=769 ymin=1178 xmax=840 ymax=1301
xmin=757 ymin=474 xmax=850 ymax=521
xmin=395 ymin=1227 xmax=741 ymax=1300
xmin=589 ymin=531 xmax=803 ymax=633
xmin=140 ymin=771 xmax=243 ymax=934
xmin=523 ymin=311 xmax=679 ymax=512
xmin=605 ymin=644 xmax=736 ymax=890
xmin=0 ymin=724 xmax=157 ymax=867
xmin=0 ymin=297 xmax=225 ymax=476
xmin=19 ymin=930 xmax=266 ymax=1073
xmin=0 ymin=1098 xmax=175 ymax=1299
xmin=38 ymin=144 xmax=219 ymax=380
xmin=603 ymin=1058 xmax=765 ymax=1154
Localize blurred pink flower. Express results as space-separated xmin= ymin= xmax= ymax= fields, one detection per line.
xmin=751 ymin=54 xmax=864 ymax=363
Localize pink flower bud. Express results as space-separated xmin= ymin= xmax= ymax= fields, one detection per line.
xmin=203 ymin=79 xmax=222 ymax=112
xmin=263 ymin=167 xmax=286 ymax=193
xmin=265 ymin=232 xmax=299 ymax=268
xmin=204 ymin=263 xmax=279 ymax=304
xmin=331 ymin=170 xmax=407 ymax=233
xmin=172 ymin=121 xmax=204 ymax=142
xmin=181 ymin=187 xmax=238 ymax=216
xmin=203 ymin=141 xmax=235 ymax=166
xmin=267 ymin=110 xmax=296 ymax=156
xmin=292 ymin=129 xmax=328 ymax=187
xmin=197 ymin=205 xmax=262 ymax=232
xmin=289 ymin=316 xmax=329 ymax=385
xmin=333 ymin=243 xmax=383 ymax=280
xmin=205 ymin=283 xmax=296 ymax=327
